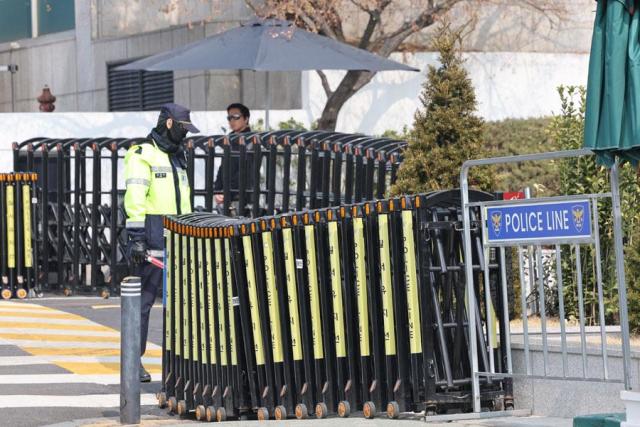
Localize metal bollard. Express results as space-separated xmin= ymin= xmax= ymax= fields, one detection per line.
xmin=120 ymin=276 xmax=141 ymax=424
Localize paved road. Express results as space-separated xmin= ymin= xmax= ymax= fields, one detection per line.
xmin=0 ymin=297 xmax=575 ymax=427
xmin=0 ymin=296 xmax=169 ymax=427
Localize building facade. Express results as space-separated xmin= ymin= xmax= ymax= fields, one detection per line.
xmin=0 ymin=0 xmax=595 ymax=134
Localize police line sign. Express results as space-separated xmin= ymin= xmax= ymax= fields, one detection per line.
xmin=484 ymin=199 xmax=592 ymax=245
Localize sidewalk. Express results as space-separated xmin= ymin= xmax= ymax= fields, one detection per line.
xmin=44 ymin=414 xmax=574 ymax=427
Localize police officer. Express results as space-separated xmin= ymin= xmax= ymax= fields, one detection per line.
xmin=124 ymin=103 xmax=199 ymax=382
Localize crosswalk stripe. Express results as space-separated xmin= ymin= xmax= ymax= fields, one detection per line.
xmin=0 ymin=307 xmax=60 ymax=314
xmin=90 ymin=304 xmax=121 ymax=310
xmin=0 ymin=333 xmax=121 ymax=343
xmin=0 ymin=304 xmax=54 ymax=311
xmin=0 ymin=310 xmax=82 ymax=320
xmin=0 ymin=373 xmax=161 ymax=385
xmin=23 ymin=347 xmax=163 ymax=357
xmin=91 ymin=303 xmax=162 ymax=310
xmin=0 ymin=317 xmax=99 ymax=326
xmin=0 ymin=328 xmax=120 ymax=337
xmin=0 ymin=356 xmax=51 ymax=365
xmin=0 ymin=301 xmax=162 ymax=380
xmin=54 ymin=361 xmax=162 ymax=375
xmin=0 ymin=393 xmax=158 ymax=408
xmin=0 ymin=355 xmax=162 ymax=366
xmin=1 ymin=322 xmax=113 ymax=331
xmin=3 ymin=340 xmax=121 ymax=349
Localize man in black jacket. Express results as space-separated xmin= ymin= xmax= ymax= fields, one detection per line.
xmin=214 ymin=103 xmax=253 ymax=213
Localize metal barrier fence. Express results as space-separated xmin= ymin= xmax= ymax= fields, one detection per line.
xmin=11 ymin=131 xmax=404 ymax=297
xmin=460 ymin=149 xmax=632 ymax=413
xmin=159 ymin=190 xmax=511 ymax=420
xmin=0 ymin=172 xmax=39 ymax=300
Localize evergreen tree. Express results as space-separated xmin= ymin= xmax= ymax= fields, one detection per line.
xmin=391 ymin=23 xmax=493 ymax=195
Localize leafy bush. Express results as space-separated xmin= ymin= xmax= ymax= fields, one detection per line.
xmin=484 ymin=117 xmax=559 ymax=194
xmin=548 ymin=85 xmax=640 ymax=331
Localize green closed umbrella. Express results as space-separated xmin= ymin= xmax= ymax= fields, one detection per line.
xmin=584 ymin=0 xmax=640 ymax=166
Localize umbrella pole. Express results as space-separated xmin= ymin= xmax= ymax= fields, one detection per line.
xmin=611 ymin=160 xmax=632 ymax=390
xmin=265 ymin=71 xmax=271 ymax=130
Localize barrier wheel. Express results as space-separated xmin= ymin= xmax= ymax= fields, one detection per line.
xmin=315 ymin=402 xmax=328 ymax=419
xmin=386 ymin=401 xmax=400 ymax=419
xmin=177 ymin=400 xmax=187 ymax=416
xmin=63 ymin=287 xmax=72 ymax=297
xmin=157 ymin=392 xmax=167 ymax=408
xmin=1 ymin=289 xmax=12 ymax=300
xmin=100 ymin=288 xmax=110 ymax=299
xmin=338 ymin=401 xmax=351 ymax=418
xmin=206 ymin=405 xmax=216 ymax=422
xmin=196 ymin=405 xmax=206 ymax=421
xmin=274 ymin=405 xmax=287 ymax=420
xmin=16 ymin=288 xmax=27 ymax=299
xmin=363 ymin=401 xmax=376 ymax=419
xmin=505 ymin=399 xmax=514 ymax=411
xmin=168 ymin=396 xmax=177 ymax=413
xmin=216 ymin=407 xmax=227 ymax=422
xmin=295 ymin=403 xmax=308 ymax=419
xmin=257 ymin=407 xmax=269 ymax=421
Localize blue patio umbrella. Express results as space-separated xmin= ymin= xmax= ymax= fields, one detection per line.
xmin=118 ymin=19 xmax=418 ymax=127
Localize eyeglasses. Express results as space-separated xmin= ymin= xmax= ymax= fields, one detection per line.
xmin=227 ymin=114 xmax=243 ymax=121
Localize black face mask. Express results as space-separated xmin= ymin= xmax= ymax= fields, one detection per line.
xmin=168 ymin=122 xmax=188 ymax=144
xmin=149 ymin=115 xmax=186 ymax=156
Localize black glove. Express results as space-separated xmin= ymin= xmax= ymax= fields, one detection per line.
xmin=130 ymin=238 xmax=147 ymax=265
xmin=128 ymin=228 xmax=147 ymax=265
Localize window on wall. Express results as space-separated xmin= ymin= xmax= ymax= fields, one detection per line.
xmin=0 ymin=1 xmax=31 ymax=43
xmin=38 ymin=0 xmax=75 ymax=36
xmin=107 ymin=61 xmax=174 ymax=111
xmin=0 ymin=0 xmax=75 ymax=44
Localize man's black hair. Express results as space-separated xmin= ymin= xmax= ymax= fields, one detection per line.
xmin=227 ymin=103 xmax=250 ymax=118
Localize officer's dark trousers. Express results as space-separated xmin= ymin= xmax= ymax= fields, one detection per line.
xmin=135 ymin=262 xmax=162 ymax=356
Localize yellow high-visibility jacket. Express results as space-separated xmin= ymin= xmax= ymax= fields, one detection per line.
xmin=123 ymin=139 xmax=191 ymax=249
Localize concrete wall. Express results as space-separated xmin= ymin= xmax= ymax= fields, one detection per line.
xmin=92 ymin=1 xmax=594 ymax=54
xmin=0 ymin=0 xmax=300 ymax=113
xmin=418 ymin=0 xmax=594 ymax=54
xmin=307 ymin=51 xmax=589 ymax=134
xmin=0 ymin=110 xmax=311 ymax=173
xmin=0 ymin=1 xmax=592 ymax=132
xmin=511 ymin=343 xmax=637 ymax=417
xmin=0 ymin=49 xmax=589 ymax=160
xmin=90 ymin=0 xmax=251 ymax=40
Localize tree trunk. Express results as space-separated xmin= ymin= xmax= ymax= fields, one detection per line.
xmin=316 ymin=70 xmax=376 ymax=131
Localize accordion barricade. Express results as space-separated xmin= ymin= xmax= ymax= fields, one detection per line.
xmin=12 ymin=131 xmax=404 ymax=297
xmin=0 ymin=172 xmax=39 ymax=300
xmin=159 ymin=189 xmax=512 ymax=421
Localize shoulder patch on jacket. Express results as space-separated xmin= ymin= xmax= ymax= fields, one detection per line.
xmin=128 ymin=141 xmax=153 ymax=157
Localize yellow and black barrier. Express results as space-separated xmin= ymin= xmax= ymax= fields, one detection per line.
xmin=159 ymin=190 xmax=511 ymax=421
xmin=12 ymin=132 xmax=404 ymax=296
xmin=0 ymin=172 xmax=38 ymax=300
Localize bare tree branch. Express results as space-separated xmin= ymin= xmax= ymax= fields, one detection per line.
xmin=297 ymin=10 xmax=323 ymax=34
xmin=373 ymin=0 xmax=461 ymax=56
xmin=308 ymin=0 xmax=344 ymax=41
xmin=327 ymin=3 xmax=346 ymax=41
xmin=358 ymin=9 xmax=379 ymax=49
xmin=244 ymin=0 xmax=260 ymax=15
xmin=316 ymin=70 xmax=333 ymax=97
xmin=483 ymin=0 xmax=566 ymax=25
xmin=247 ymin=0 xmax=568 ymax=130
xmin=348 ymin=0 xmax=373 ymax=14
